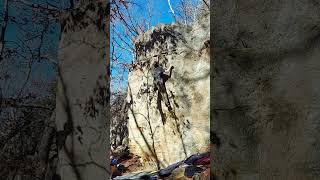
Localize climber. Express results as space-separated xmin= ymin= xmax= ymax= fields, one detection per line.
xmin=153 ymin=62 xmax=174 ymax=111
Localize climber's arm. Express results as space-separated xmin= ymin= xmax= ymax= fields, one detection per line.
xmin=163 ymin=66 xmax=174 ymax=81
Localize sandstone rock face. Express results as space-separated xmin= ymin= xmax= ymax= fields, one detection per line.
xmin=212 ymin=1 xmax=320 ymax=179
xmin=126 ymin=13 xmax=210 ymax=170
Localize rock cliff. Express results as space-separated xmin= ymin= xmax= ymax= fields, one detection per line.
xmin=126 ymin=13 xmax=210 ymax=170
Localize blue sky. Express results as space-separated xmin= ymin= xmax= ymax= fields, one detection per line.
xmin=0 ymin=0 xmax=60 ymax=98
xmin=110 ymin=0 xmax=180 ymax=93
xmin=1 ymin=0 xmax=198 ymax=97
xmin=134 ymin=0 xmax=176 ymax=24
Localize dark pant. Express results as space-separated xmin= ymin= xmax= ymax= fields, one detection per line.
xmin=156 ymin=82 xmax=171 ymax=108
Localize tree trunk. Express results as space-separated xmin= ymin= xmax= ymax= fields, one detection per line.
xmin=55 ymin=1 xmax=110 ymax=179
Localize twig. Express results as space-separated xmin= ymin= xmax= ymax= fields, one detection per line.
xmin=167 ymin=0 xmax=176 ymax=20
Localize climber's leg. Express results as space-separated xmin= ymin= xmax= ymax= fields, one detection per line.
xmin=158 ymin=83 xmax=172 ymax=111
xmin=157 ymin=90 xmax=166 ymax=124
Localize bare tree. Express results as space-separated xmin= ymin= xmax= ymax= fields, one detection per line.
xmin=0 ymin=0 xmax=111 ymax=180
xmin=0 ymin=0 xmax=60 ymax=178
xmin=109 ymin=0 xmax=156 ymax=151
xmin=166 ymin=0 xmax=209 ymax=25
